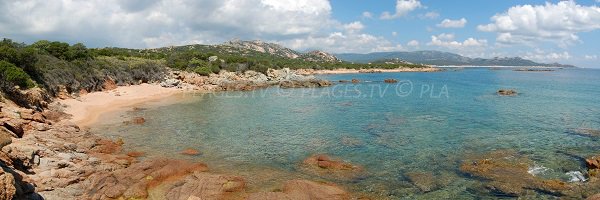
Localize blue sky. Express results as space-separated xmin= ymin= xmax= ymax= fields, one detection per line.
xmin=0 ymin=0 xmax=599 ymax=67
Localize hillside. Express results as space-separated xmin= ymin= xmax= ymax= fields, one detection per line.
xmin=336 ymin=51 xmax=576 ymax=67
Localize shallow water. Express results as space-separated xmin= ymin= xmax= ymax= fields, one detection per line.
xmin=91 ymin=68 xmax=600 ymax=199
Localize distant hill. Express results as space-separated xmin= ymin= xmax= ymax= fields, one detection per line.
xmin=336 ymin=51 xmax=576 ymax=67
xmin=153 ymin=40 xmax=341 ymax=63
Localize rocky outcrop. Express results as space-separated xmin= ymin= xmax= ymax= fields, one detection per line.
xmin=497 ymin=89 xmax=517 ymax=96
xmin=83 ymin=159 xmax=210 ymax=199
xmin=172 ymin=68 xmax=332 ymax=92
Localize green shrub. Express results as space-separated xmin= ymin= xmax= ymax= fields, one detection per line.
xmin=210 ymin=63 xmax=221 ymax=74
xmin=194 ymin=66 xmax=212 ymax=76
xmin=0 ymin=61 xmax=35 ymax=89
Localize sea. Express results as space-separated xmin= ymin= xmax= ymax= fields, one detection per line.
xmin=90 ymin=67 xmax=600 ymax=199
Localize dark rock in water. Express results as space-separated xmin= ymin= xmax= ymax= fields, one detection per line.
xmin=384 ymin=79 xmax=398 ymax=83
xmin=460 ymin=150 xmax=569 ymax=197
xmin=405 ymin=172 xmax=437 ymax=192
xmin=569 ymin=128 xmax=600 ymax=138
xmin=279 ymin=80 xmax=332 ymax=89
xmin=351 ymin=79 xmax=360 ymax=83
xmin=338 ymin=80 xmax=350 ymax=83
xmin=497 ymin=89 xmax=517 ymax=96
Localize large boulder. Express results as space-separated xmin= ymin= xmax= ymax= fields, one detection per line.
xmin=83 ymin=159 xmax=209 ymax=200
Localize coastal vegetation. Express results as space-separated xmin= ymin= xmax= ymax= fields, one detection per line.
xmin=0 ymin=38 xmax=428 ymax=100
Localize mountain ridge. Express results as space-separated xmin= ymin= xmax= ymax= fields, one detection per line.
xmin=335 ymin=50 xmax=576 ymax=67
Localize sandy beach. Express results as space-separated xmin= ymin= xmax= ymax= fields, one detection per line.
xmin=297 ymin=67 xmax=442 ymax=75
xmin=59 ymin=83 xmax=185 ymax=127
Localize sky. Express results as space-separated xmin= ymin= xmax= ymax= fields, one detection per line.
xmin=0 ymin=0 xmax=599 ymax=67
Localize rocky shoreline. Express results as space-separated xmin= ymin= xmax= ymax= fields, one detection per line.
xmin=0 ymin=69 xmax=361 ymax=200
xmin=2 ymin=68 xmax=600 ymax=199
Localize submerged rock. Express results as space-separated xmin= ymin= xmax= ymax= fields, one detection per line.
xmin=301 ymin=154 xmax=365 ymax=180
xmin=497 ymin=89 xmax=517 ymax=96
xmin=569 ymin=128 xmax=600 ymax=138
xmin=460 ymin=150 xmax=569 ymax=197
xmin=131 ymin=117 xmax=145 ymax=125
xmin=180 ymin=148 xmax=201 ymax=156
xmin=247 ymin=180 xmax=350 ymax=200
xmin=405 ymin=172 xmax=438 ymax=192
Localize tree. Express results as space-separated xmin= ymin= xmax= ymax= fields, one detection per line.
xmin=66 ymin=43 xmax=90 ymax=61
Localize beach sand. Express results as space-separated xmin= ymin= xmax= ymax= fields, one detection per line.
xmin=60 ymin=84 xmax=185 ymax=127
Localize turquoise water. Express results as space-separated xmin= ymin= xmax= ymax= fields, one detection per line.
xmin=92 ymin=68 xmax=600 ymax=199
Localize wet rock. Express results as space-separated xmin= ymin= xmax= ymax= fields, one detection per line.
xmin=384 ymin=79 xmax=398 ymax=83
xmin=83 ymin=159 xmax=209 ymax=199
xmin=301 ymin=154 xmax=365 ymax=180
xmin=351 ymin=79 xmax=360 ymax=83
xmin=460 ymin=151 xmax=569 ymax=197
xmin=247 ymin=180 xmax=350 ymax=200
xmin=405 ymin=172 xmax=438 ymax=192
xmin=90 ymin=139 xmax=123 ymax=154
xmin=497 ymin=89 xmax=517 ymax=96
xmin=587 ymin=156 xmax=600 ymax=170
xmin=180 ymin=148 xmax=200 ymax=156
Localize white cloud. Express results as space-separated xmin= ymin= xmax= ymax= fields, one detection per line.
xmin=427 ymin=33 xmax=487 ymax=49
xmin=407 ymin=40 xmax=419 ymax=47
xmin=0 ymin=0 xmax=335 ymax=48
xmin=283 ymin=32 xmax=404 ymax=53
xmin=362 ymin=11 xmax=373 ymax=19
xmin=380 ymin=0 xmax=422 ymax=19
xmin=421 ymin=11 xmax=440 ymax=19
xmin=523 ymin=51 xmax=572 ymax=62
xmin=392 ymin=32 xmax=398 ymax=36
xmin=437 ymin=18 xmax=467 ymax=28
xmin=478 ymin=1 xmax=600 ymax=46
xmin=342 ymin=21 xmax=365 ymax=33
xmin=584 ymin=55 xmax=598 ymax=60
